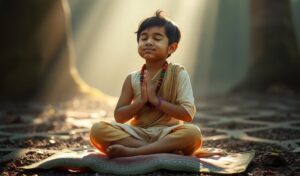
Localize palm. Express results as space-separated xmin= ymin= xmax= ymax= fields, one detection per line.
xmin=141 ymin=80 xmax=148 ymax=103
xmin=144 ymin=71 xmax=156 ymax=102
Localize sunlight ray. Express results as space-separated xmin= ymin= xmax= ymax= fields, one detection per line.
xmin=69 ymin=0 xmax=204 ymax=96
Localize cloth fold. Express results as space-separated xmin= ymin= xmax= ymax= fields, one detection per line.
xmin=21 ymin=148 xmax=255 ymax=175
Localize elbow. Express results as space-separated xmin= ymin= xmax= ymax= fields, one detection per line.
xmin=114 ymin=111 xmax=122 ymax=123
xmin=115 ymin=118 xmax=125 ymax=123
xmin=114 ymin=111 xmax=128 ymax=123
xmin=175 ymin=113 xmax=192 ymax=122
xmin=179 ymin=107 xmax=193 ymax=122
xmin=183 ymin=115 xmax=193 ymax=122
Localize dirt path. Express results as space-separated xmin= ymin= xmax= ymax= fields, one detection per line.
xmin=0 ymin=93 xmax=299 ymax=175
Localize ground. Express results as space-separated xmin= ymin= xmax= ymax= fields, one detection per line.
xmin=0 ymin=92 xmax=299 ymax=176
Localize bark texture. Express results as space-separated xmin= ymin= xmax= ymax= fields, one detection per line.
xmin=0 ymin=0 xmax=108 ymax=102
xmin=232 ymin=0 xmax=300 ymax=92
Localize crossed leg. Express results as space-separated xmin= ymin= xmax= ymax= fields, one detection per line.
xmin=106 ymin=134 xmax=196 ymax=158
xmin=106 ymin=124 xmax=202 ymax=158
xmin=90 ymin=122 xmax=202 ymax=158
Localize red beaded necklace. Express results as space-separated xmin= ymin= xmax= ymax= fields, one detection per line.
xmin=140 ymin=61 xmax=168 ymax=108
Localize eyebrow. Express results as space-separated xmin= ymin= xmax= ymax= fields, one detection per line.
xmin=140 ymin=32 xmax=164 ymax=37
xmin=153 ymin=33 xmax=164 ymax=37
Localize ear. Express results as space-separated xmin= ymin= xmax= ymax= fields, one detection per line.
xmin=167 ymin=43 xmax=178 ymax=55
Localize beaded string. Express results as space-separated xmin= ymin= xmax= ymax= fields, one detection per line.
xmin=140 ymin=61 xmax=168 ymax=108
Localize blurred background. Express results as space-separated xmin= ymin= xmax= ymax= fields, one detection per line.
xmin=1 ymin=2 xmax=300 ymax=174
xmin=0 ymin=0 xmax=300 ymax=102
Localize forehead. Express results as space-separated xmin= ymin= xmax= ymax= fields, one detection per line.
xmin=140 ymin=26 xmax=166 ymax=36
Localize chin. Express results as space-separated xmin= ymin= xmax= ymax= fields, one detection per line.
xmin=143 ymin=55 xmax=155 ymax=60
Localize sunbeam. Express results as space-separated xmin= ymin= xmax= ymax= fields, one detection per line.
xmin=69 ymin=0 xmax=204 ymax=96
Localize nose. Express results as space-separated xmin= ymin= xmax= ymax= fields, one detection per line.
xmin=145 ymin=38 xmax=153 ymax=46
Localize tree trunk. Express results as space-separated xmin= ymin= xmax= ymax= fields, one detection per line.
xmin=0 ymin=0 xmax=109 ymax=102
xmin=232 ymin=0 xmax=300 ymax=93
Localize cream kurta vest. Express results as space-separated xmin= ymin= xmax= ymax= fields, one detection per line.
xmin=129 ymin=63 xmax=184 ymax=128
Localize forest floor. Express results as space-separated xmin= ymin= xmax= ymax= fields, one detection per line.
xmin=0 ymin=92 xmax=300 ymax=176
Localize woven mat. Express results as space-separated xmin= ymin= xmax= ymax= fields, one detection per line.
xmin=22 ymin=148 xmax=255 ymax=175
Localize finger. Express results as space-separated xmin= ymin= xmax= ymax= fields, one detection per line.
xmin=142 ymin=83 xmax=147 ymax=98
xmin=145 ymin=74 xmax=151 ymax=84
xmin=143 ymin=76 xmax=147 ymax=86
xmin=142 ymin=79 xmax=146 ymax=89
xmin=144 ymin=71 xmax=148 ymax=82
xmin=106 ymin=146 xmax=112 ymax=152
xmin=144 ymin=82 xmax=148 ymax=95
xmin=142 ymin=84 xmax=147 ymax=93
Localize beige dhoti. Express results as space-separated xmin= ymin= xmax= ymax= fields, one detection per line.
xmin=90 ymin=121 xmax=202 ymax=155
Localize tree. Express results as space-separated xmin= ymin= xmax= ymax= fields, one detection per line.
xmin=232 ymin=0 xmax=300 ymax=92
xmin=0 ymin=0 xmax=109 ymax=102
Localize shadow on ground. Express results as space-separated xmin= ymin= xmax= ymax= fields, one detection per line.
xmin=0 ymin=93 xmax=299 ymax=175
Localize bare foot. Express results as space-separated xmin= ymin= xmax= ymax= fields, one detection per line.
xmin=106 ymin=144 xmax=135 ymax=158
xmin=193 ymin=149 xmax=227 ymax=158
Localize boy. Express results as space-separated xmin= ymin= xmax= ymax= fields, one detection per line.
xmin=90 ymin=10 xmax=202 ymax=158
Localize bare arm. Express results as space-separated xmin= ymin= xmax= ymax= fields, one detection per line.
xmin=114 ymin=74 xmax=147 ymax=123
xmin=150 ymin=97 xmax=192 ymax=122
xmin=145 ymin=71 xmax=192 ymax=122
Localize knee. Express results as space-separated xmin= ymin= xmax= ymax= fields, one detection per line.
xmin=180 ymin=124 xmax=203 ymax=149
xmin=90 ymin=121 xmax=108 ymax=137
xmin=182 ymin=124 xmax=202 ymax=140
xmin=90 ymin=121 xmax=111 ymax=152
xmin=180 ymin=124 xmax=203 ymax=154
xmin=90 ymin=121 xmax=111 ymax=146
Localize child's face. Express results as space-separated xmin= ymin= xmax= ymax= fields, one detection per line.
xmin=138 ymin=26 xmax=176 ymax=61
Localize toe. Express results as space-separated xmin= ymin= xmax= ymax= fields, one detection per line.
xmin=106 ymin=146 xmax=112 ymax=153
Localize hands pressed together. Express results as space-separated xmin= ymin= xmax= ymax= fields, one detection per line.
xmin=114 ymin=68 xmax=192 ymax=123
xmin=140 ymin=70 xmax=159 ymax=106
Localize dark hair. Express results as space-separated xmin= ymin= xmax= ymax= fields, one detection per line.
xmin=135 ymin=10 xmax=181 ymax=45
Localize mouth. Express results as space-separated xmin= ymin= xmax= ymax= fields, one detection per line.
xmin=143 ymin=48 xmax=155 ymax=53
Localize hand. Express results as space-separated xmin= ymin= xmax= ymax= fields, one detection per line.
xmin=139 ymin=71 xmax=148 ymax=104
xmin=144 ymin=70 xmax=158 ymax=104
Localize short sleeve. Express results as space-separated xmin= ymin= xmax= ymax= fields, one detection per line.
xmin=176 ymin=70 xmax=196 ymax=119
xmin=130 ymin=71 xmax=141 ymax=99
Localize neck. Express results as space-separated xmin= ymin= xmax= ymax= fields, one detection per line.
xmin=145 ymin=60 xmax=167 ymax=71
